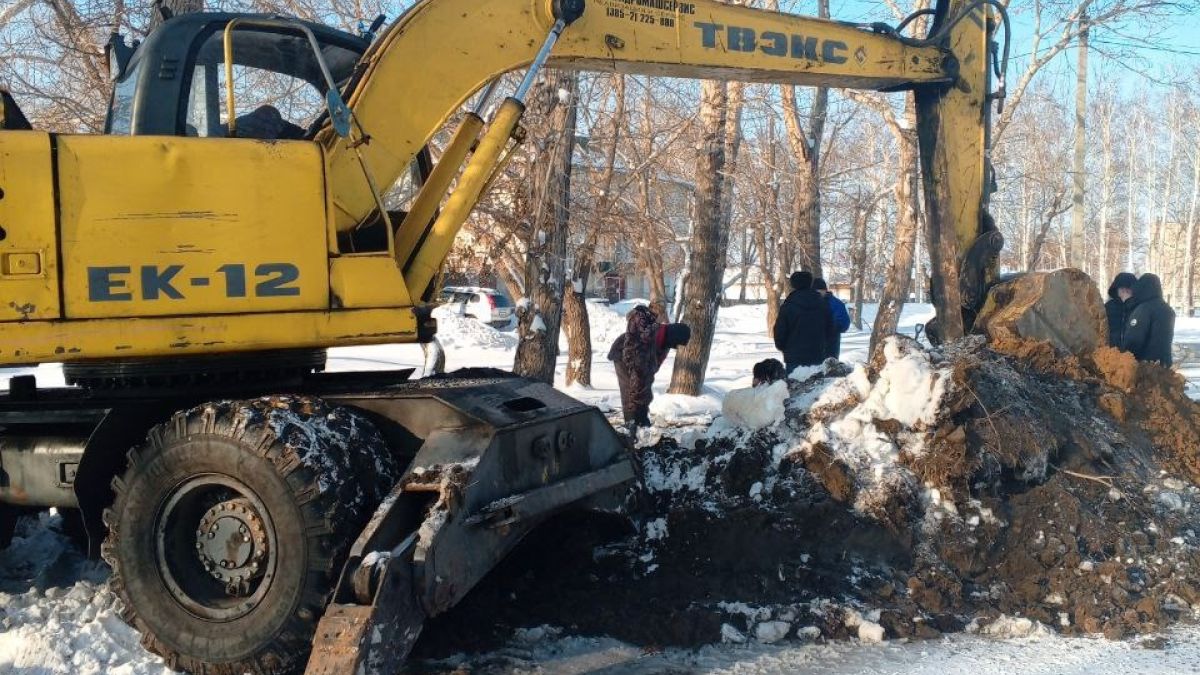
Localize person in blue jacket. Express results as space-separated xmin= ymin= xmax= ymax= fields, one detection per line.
xmin=813 ymin=278 xmax=851 ymax=359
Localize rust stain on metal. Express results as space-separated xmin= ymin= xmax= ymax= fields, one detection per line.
xmin=8 ymin=302 xmax=35 ymax=320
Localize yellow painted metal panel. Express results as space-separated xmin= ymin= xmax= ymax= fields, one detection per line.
xmin=55 ymin=136 xmax=330 ymax=319
xmin=329 ymin=256 xmax=412 ymax=309
xmin=0 ymin=308 xmax=417 ymax=365
xmin=0 ymin=131 xmax=60 ymax=321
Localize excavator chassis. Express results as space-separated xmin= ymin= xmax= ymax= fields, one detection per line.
xmin=0 ymin=368 xmax=632 ymax=674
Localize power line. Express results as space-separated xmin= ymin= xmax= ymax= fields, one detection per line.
xmin=1090 ymin=38 xmax=1200 ymax=57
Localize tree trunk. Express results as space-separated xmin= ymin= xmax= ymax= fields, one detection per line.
xmin=148 ymin=0 xmax=203 ymax=30
xmin=563 ymin=74 xmax=624 ymax=387
xmin=1068 ymin=14 xmax=1089 ymax=269
xmin=1096 ymin=105 xmax=1113 ymax=288
xmin=563 ymin=266 xmax=593 ymax=386
xmin=912 ymin=210 xmax=926 ymax=304
xmin=668 ymin=80 xmax=732 ymax=396
xmin=513 ymin=71 xmax=578 ymax=383
xmin=851 ymin=200 xmax=872 ymax=331
xmin=753 ymin=115 xmax=787 ymax=336
xmin=1125 ymin=129 xmax=1137 ymax=271
xmin=780 ymin=88 xmax=827 ymax=279
xmin=1185 ymin=151 xmax=1199 ymax=314
xmin=870 ymin=101 xmax=920 ymax=354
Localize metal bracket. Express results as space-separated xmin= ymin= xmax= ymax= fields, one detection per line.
xmin=465 ymin=459 xmax=634 ymax=529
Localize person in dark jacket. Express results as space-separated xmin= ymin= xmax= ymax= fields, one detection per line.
xmin=813 ymin=278 xmax=851 ymax=359
xmin=1123 ymin=273 xmax=1175 ymax=366
xmin=773 ymin=271 xmax=832 ymax=374
xmin=608 ymin=306 xmax=692 ymax=431
xmin=1105 ymin=272 xmax=1137 ymax=348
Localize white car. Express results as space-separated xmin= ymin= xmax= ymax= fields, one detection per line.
xmin=437 ymin=286 xmax=515 ymax=327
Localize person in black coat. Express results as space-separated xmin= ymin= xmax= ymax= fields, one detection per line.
xmin=1123 ymin=273 xmax=1175 ymax=366
xmin=1105 ymin=272 xmax=1137 ymax=348
xmin=773 ymin=271 xmax=832 ymax=374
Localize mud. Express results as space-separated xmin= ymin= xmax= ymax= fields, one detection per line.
xmin=412 ymin=336 xmax=1200 ymax=664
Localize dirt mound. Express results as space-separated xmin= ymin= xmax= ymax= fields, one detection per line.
xmin=413 ymin=336 xmax=1200 ymax=660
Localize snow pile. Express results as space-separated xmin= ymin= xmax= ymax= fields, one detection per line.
xmin=843 ymin=610 xmax=887 ymax=643
xmin=796 ymin=337 xmax=951 ymax=488
xmin=433 ymin=314 xmax=518 ymax=350
xmin=0 ymin=513 xmax=172 ymax=675
xmin=0 ymin=580 xmax=168 ymax=675
xmin=721 ymin=380 xmax=789 ymax=430
xmin=648 ymin=392 xmax=723 ymax=424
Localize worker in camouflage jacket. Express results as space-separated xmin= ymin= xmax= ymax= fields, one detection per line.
xmin=608 ymin=305 xmax=691 ymax=432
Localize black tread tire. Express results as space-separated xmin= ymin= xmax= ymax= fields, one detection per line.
xmin=102 ymin=396 xmax=399 ymax=675
xmin=0 ymin=504 xmax=17 ymax=550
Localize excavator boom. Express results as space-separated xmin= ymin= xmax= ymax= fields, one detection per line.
xmin=317 ymin=0 xmax=997 ymax=326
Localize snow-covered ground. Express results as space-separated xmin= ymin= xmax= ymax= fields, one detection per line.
xmin=2 ymin=302 xmax=1200 ymax=674
xmin=433 ymin=624 xmax=1200 ymax=674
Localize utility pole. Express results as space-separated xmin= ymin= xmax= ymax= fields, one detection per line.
xmin=1068 ymin=12 xmax=1089 ymax=270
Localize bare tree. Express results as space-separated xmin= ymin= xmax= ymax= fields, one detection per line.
xmin=514 ymin=71 xmax=579 ymax=383
xmin=668 ymin=79 xmax=737 ymax=396
xmin=563 ymin=74 xmax=626 ymax=387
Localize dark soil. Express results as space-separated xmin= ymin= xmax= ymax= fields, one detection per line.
xmin=412 ymin=336 xmax=1200 ymax=662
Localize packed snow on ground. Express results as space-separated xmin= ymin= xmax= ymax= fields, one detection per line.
xmin=0 ymin=513 xmax=173 ymax=675
xmin=427 ymin=623 xmax=1200 ymax=674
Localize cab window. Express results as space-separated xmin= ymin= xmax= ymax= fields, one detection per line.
xmin=183 ymin=29 xmax=359 ymax=139
xmin=106 ymin=60 xmax=141 ymax=135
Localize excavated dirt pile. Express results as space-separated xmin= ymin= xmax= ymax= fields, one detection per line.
xmin=415 ymin=299 xmax=1200 ymax=660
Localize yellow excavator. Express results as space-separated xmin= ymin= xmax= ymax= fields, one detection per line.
xmin=0 ymin=0 xmax=1007 ymax=672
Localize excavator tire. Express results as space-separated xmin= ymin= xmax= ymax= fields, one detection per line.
xmin=0 ymin=504 xmax=17 ymax=550
xmin=102 ymin=396 xmax=399 ymax=675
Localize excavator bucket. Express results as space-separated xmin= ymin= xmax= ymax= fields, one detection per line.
xmin=305 ymin=372 xmax=633 ymax=674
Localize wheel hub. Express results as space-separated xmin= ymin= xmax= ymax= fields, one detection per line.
xmin=195 ymin=498 xmax=269 ymax=596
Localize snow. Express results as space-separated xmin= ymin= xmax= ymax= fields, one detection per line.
xmin=974 ymin=615 xmax=1053 ymax=639
xmin=793 ymin=337 xmax=951 ymax=492
xmin=722 ymin=380 xmax=789 ymax=430
xmin=0 ymin=513 xmax=173 ymax=675
xmin=426 ymin=623 xmax=1200 ymax=673
xmin=649 ymin=392 xmax=723 ymax=423
xmin=754 ymin=620 xmax=792 ymax=644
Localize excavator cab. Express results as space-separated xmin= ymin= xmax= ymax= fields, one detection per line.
xmin=104 ymin=14 xmax=367 ymax=139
